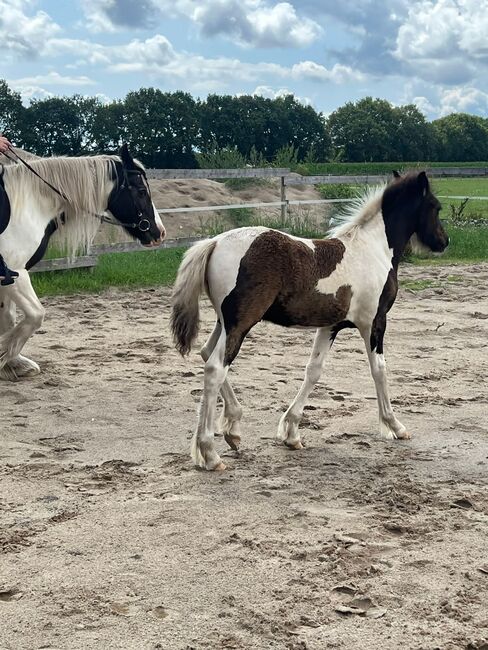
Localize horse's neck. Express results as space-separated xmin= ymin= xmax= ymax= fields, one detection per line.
xmin=4 ymin=166 xmax=63 ymax=225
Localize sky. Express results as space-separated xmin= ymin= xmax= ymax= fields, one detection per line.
xmin=1 ymin=0 xmax=488 ymax=120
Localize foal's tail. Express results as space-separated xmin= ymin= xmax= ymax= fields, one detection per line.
xmin=171 ymin=238 xmax=217 ymax=356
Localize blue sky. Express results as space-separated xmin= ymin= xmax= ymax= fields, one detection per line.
xmin=1 ymin=0 xmax=488 ymax=119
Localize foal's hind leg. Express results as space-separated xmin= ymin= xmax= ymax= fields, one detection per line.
xmin=277 ymin=327 xmax=333 ymax=449
xmin=193 ymin=328 xmax=229 ymax=470
xmin=0 ymin=295 xmax=41 ymax=381
xmin=201 ymin=321 xmax=243 ymax=451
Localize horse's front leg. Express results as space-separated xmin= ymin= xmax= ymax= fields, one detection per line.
xmin=277 ymin=327 xmax=333 ymax=449
xmin=0 ymin=270 xmax=45 ymax=375
xmin=361 ymin=320 xmax=409 ymax=440
xmin=0 ymin=294 xmax=41 ymax=381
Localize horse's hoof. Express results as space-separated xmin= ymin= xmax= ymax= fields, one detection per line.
xmin=224 ymin=433 xmax=241 ymax=451
xmin=213 ymin=462 xmax=227 ymax=471
xmin=284 ymin=440 xmax=303 ymax=450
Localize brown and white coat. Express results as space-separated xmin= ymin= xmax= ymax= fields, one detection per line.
xmin=171 ymin=172 xmax=448 ymax=470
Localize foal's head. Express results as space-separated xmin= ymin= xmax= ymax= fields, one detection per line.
xmin=107 ymin=144 xmax=166 ymax=247
xmin=382 ymin=171 xmax=449 ymax=256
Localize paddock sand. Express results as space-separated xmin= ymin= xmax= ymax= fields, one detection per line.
xmin=1 ymin=263 xmax=488 ymax=650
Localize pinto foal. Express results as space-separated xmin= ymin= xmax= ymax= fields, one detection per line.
xmin=171 ymin=171 xmax=448 ymax=470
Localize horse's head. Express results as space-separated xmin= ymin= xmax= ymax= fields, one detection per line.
xmin=384 ymin=171 xmax=449 ymax=256
xmin=107 ymin=144 xmax=166 ymax=247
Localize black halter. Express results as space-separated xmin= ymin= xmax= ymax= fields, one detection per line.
xmin=103 ymin=167 xmax=152 ymax=232
xmin=4 ymin=146 xmax=152 ymax=232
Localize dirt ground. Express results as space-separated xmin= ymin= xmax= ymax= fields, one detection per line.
xmin=1 ymin=262 xmax=487 ymax=650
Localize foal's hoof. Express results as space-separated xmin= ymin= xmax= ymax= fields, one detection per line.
xmin=224 ymin=433 xmax=241 ymax=451
xmin=284 ymin=439 xmax=303 ymax=450
xmin=397 ymin=430 xmax=412 ymax=440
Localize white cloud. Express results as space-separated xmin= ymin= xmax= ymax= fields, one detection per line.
xmin=395 ymin=0 xmax=488 ymax=83
xmin=193 ymin=0 xmax=322 ymax=48
xmin=80 ymin=0 xmax=162 ymax=32
xmin=0 ymin=0 xmax=61 ymax=58
xmin=80 ymin=0 xmax=322 ymax=48
xmin=10 ymin=84 xmax=54 ymax=104
xmin=437 ymin=86 xmax=488 ymax=116
xmin=404 ymin=81 xmax=488 ymax=118
xmin=291 ymin=61 xmax=365 ymax=83
xmin=10 ymin=72 xmax=96 ymax=87
xmin=252 ymin=85 xmax=312 ymax=105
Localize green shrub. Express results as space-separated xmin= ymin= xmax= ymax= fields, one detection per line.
xmin=196 ymin=146 xmax=246 ymax=169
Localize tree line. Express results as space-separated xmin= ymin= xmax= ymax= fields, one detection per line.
xmin=2 ymin=79 xmax=488 ymax=167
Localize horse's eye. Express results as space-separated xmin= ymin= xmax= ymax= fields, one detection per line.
xmin=138 ymin=188 xmax=147 ymax=197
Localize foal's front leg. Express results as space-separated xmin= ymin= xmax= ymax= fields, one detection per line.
xmin=0 ymin=294 xmax=41 ymax=380
xmin=361 ymin=325 xmax=409 ymax=440
xmin=0 ymin=270 xmax=45 ymax=373
xmin=277 ymin=327 xmax=333 ymax=449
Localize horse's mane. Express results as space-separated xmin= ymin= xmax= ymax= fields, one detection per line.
xmin=328 ymin=183 xmax=387 ymax=239
xmin=3 ymin=154 xmax=123 ymax=256
xmin=0 ymin=147 xmax=41 ymax=167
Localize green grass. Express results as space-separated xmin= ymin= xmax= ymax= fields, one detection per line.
xmin=416 ymin=226 xmax=488 ymax=263
xmin=401 ymin=275 xmax=464 ymax=292
xmin=294 ymin=161 xmax=488 ymax=176
xmin=31 ymin=248 xmax=185 ymax=297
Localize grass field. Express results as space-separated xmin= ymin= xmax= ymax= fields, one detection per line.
xmin=294 ymin=161 xmax=488 ymax=176
xmin=32 ymin=248 xmax=185 ymax=297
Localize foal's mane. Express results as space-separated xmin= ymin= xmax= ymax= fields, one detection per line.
xmin=328 ymin=183 xmax=387 ymax=239
xmin=3 ymin=154 xmax=126 ymax=255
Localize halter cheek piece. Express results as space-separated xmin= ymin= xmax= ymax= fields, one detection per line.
xmin=103 ymin=168 xmax=153 ymax=232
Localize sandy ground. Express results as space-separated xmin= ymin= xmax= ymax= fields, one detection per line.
xmin=1 ymin=262 xmax=488 ymax=650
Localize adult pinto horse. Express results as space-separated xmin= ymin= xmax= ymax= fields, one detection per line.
xmin=0 ymin=144 xmax=165 ymax=381
xmin=171 ymin=171 xmax=448 ymax=470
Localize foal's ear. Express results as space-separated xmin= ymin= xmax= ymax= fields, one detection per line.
xmin=119 ymin=143 xmax=134 ymax=168
xmin=417 ymin=171 xmax=429 ymax=196
xmin=392 ymin=170 xmax=401 ymax=179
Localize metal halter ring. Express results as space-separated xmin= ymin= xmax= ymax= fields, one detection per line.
xmin=137 ymin=218 xmax=151 ymax=232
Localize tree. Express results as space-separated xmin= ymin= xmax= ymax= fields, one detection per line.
xmin=199 ymin=94 xmax=330 ymax=162
xmin=432 ymin=113 xmax=488 ymax=161
xmin=392 ymin=104 xmax=436 ymax=161
xmin=0 ymin=80 xmax=25 ymax=144
xmin=122 ymin=88 xmax=200 ymax=167
xmin=91 ymin=100 xmax=127 ymax=153
xmin=326 ymin=97 xmax=438 ymax=162
xmin=22 ymin=95 xmax=101 ymax=156
xmin=326 ymin=97 xmax=399 ymax=162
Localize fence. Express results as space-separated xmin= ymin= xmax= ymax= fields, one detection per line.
xmin=30 ymin=167 xmax=488 ymax=274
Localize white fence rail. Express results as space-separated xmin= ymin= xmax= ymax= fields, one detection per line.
xmin=30 ymin=167 xmax=487 ymax=274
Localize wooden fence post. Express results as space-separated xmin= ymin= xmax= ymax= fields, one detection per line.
xmin=280 ymin=175 xmax=287 ymax=224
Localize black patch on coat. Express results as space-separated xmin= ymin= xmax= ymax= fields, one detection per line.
xmin=370 ymin=269 xmax=398 ymax=354
xmin=25 ymin=218 xmax=60 ymax=270
xmin=0 ymin=173 xmax=11 ymax=235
